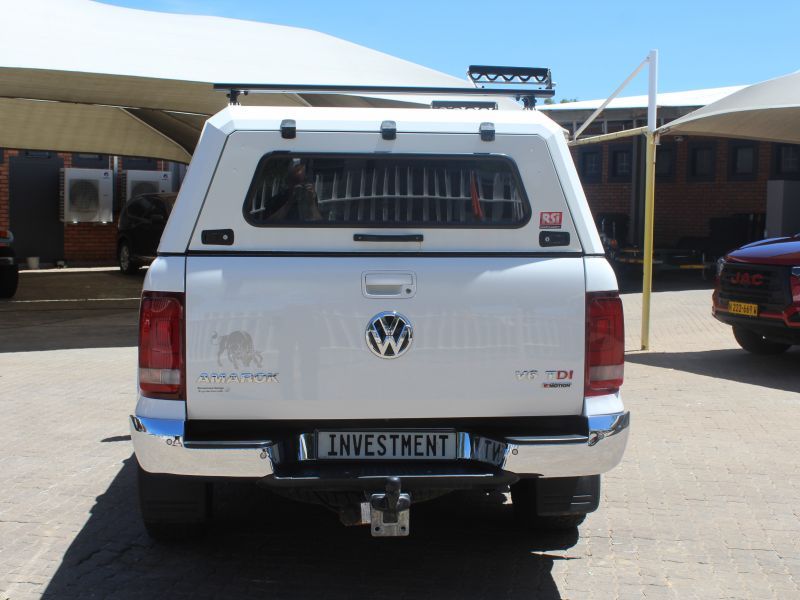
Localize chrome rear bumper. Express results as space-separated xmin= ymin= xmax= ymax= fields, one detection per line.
xmin=130 ymin=411 xmax=629 ymax=481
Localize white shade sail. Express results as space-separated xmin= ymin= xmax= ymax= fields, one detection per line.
xmin=0 ymin=0 xmax=486 ymax=162
xmin=659 ymin=71 xmax=800 ymax=143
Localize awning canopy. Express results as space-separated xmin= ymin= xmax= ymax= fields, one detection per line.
xmin=659 ymin=71 xmax=800 ymax=144
xmin=0 ymin=0 xmax=498 ymax=162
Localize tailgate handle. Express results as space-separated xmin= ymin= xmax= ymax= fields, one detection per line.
xmin=354 ymin=234 xmax=423 ymax=242
xmin=363 ymin=272 xmax=416 ymax=298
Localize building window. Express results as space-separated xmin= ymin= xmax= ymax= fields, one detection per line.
xmin=123 ymin=156 xmax=158 ymax=170
xmin=72 ymin=153 xmax=108 ymax=168
xmin=773 ymin=144 xmax=800 ymax=179
xmin=0 ymin=148 xmax=4 ymax=164
xmin=656 ymin=144 xmax=675 ymax=181
xmin=607 ymin=120 xmax=634 ymax=133
xmin=728 ymin=141 xmax=758 ymax=181
xmin=687 ymin=142 xmax=716 ymax=182
xmin=577 ymin=121 xmax=604 ymax=138
xmin=578 ymin=148 xmax=602 ymax=183
xmin=608 ymin=144 xmax=632 ymax=182
xmin=23 ymin=150 xmax=52 ymax=159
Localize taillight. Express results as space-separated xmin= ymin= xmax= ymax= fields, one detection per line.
xmin=791 ymin=267 xmax=800 ymax=303
xmin=586 ymin=292 xmax=624 ymax=397
xmin=139 ymin=291 xmax=184 ymax=399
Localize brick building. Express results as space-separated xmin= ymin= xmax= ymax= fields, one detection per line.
xmin=0 ymin=150 xmax=180 ymax=267
xmin=541 ymin=87 xmax=800 ymax=254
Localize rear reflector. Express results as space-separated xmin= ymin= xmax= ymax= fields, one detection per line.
xmin=586 ymin=292 xmax=624 ymax=397
xmin=139 ymin=292 xmax=184 ymax=399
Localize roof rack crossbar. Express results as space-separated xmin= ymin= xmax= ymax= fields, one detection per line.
xmin=214 ymin=65 xmax=555 ymax=110
xmin=213 ymin=83 xmax=555 ymax=98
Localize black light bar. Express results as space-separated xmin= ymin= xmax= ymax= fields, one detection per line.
xmin=431 ymin=100 xmax=498 ymax=110
xmin=468 ymin=65 xmax=553 ymax=88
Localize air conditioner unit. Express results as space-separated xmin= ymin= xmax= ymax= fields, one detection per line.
xmin=124 ymin=170 xmax=172 ymax=202
xmin=60 ymin=168 xmax=114 ymax=223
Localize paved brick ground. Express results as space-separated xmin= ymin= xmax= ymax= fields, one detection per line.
xmin=1 ymin=274 xmax=799 ymax=599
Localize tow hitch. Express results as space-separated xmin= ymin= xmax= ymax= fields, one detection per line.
xmin=369 ymin=477 xmax=411 ymax=537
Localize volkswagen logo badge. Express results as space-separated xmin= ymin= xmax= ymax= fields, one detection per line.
xmin=366 ymin=311 xmax=413 ymax=359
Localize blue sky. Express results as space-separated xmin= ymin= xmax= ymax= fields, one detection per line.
xmin=101 ymin=0 xmax=799 ymax=101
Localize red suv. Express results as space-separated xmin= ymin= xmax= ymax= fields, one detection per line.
xmin=713 ymin=235 xmax=800 ymax=354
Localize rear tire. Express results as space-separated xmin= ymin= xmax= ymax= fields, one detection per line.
xmin=137 ymin=464 xmax=211 ymax=542
xmin=510 ymin=476 xmax=597 ymax=531
xmin=118 ymin=241 xmax=139 ymax=275
xmin=0 ymin=264 xmax=19 ymax=298
xmin=732 ymin=326 xmax=791 ymax=355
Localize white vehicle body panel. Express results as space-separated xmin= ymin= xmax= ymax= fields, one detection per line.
xmin=184 ymin=255 xmax=586 ymax=420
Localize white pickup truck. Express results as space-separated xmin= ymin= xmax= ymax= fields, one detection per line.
xmin=130 ymin=97 xmax=629 ymax=539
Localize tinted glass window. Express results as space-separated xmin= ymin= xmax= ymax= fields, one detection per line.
xmin=656 ymin=146 xmax=674 ymax=178
xmin=778 ymin=145 xmax=800 ymax=175
xmin=580 ymin=151 xmax=602 ymax=181
xmin=244 ymin=155 xmax=530 ymax=227
xmin=689 ymin=145 xmax=715 ymax=180
xmin=734 ymin=146 xmax=755 ymax=174
xmin=125 ymin=198 xmax=147 ymax=218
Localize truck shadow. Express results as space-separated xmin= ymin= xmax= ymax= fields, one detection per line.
xmin=42 ymin=457 xmax=577 ymax=599
xmin=0 ymin=270 xmax=142 ymax=353
xmin=626 ymin=348 xmax=800 ymax=393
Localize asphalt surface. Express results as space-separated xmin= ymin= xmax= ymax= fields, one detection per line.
xmin=1 ymin=269 xmax=799 ymax=599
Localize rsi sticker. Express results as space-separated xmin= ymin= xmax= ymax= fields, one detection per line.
xmin=730 ymin=272 xmax=764 ymax=286
xmin=543 ymin=369 xmax=573 ymax=389
xmin=540 ymin=212 xmax=563 ymax=229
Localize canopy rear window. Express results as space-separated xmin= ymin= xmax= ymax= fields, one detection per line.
xmin=243 ymin=154 xmax=530 ymax=228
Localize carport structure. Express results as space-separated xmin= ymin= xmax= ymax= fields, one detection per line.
xmin=0 ymin=0 xmax=525 ymax=267
xmin=0 ymin=0 xmax=485 ymax=163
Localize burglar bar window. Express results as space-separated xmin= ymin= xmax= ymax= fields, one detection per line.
xmin=687 ymin=142 xmax=716 ymax=182
xmin=608 ymin=144 xmax=632 ymax=182
xmin=243 ymin=154 xmax=530 ymax=228
xmin=578 ymin=148 xmax=602 ymax=183
xmin=728 ymin=141 xmax=758 ymax=181
xmin=774 ymin=144 xmax=800 ymax=179
xmin=656 ymin=145 xmax=675 ymax=181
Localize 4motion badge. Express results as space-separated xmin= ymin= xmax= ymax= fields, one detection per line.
xmin=366 ymin=312 xmax=413 ymax=359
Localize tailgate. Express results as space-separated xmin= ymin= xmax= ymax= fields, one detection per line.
xmin=185 ymin=255 xmax=586 ymax=420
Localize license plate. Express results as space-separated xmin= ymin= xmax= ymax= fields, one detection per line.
xmin=728 ymin=301 xmax=758 ymax=317
xmin=316 ymin=431 xmax=457 ymax=460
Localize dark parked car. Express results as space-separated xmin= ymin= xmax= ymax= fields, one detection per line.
xmin=713 ymin=234 xmax=800 ymax=354
xmin=117 ymin=193 xmax=177 ymax=274
xmin=0 ymin=229 xmax=18 ymax=297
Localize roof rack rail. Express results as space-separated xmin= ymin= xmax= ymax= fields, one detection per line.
xmin=214 ymin=66 xmax=555 ymax=110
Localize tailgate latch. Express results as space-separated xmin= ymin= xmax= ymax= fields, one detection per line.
xmin=369 ymin=477 xmax=411 ymax=537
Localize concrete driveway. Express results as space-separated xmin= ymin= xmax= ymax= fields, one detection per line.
xmin=1 ymin=271 xmax=798 ymax=599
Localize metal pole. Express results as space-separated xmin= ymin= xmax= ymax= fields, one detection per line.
xmin=573 ymin=56 xmax=649 ymax=140
xmin=640 ymin=49 xmax=658 ymax=350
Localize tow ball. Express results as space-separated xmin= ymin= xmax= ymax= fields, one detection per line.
xmin=369 ymin=477 xmax=411 ymax=537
